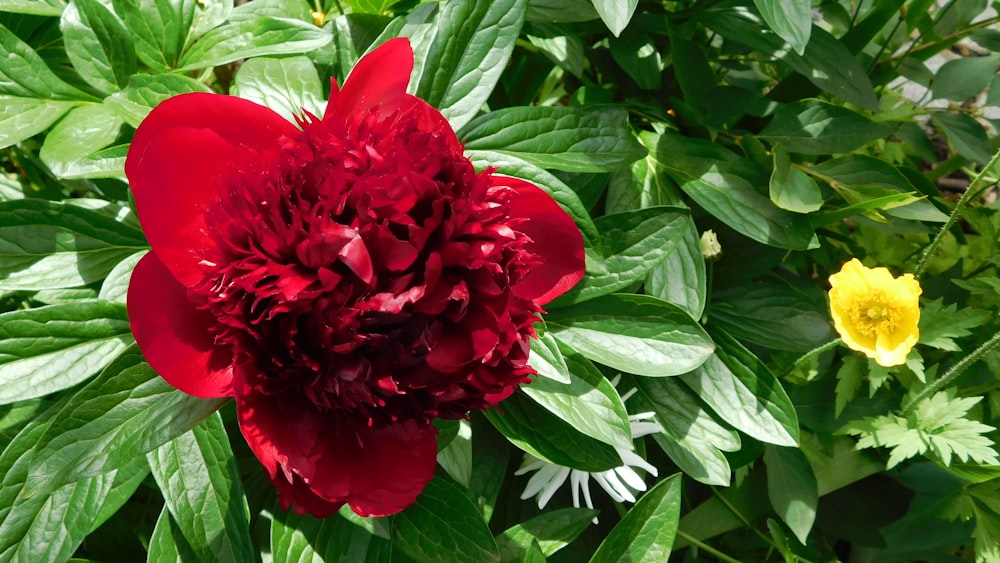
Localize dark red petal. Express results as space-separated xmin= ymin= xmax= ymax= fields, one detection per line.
xmin=126 ymin=93 xmax=297 ymax=287
xmin=498 ymin=176 xmax=586 ymax=305
xmin=127 ymin=252 xmax=234 ymax=398
xmin=325 ymin=38 xmax=414 ymax=128
xmin=272 ymin=470 xmax=344 ymax=518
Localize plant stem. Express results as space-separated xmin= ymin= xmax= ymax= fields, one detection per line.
xmin=785 ymin=339 xmax=842 ymax=377
xmin=903 ymin=331 xmax=1000 ymax=414
xmin=675 ymin=530 xmax=744 ymax=563
xmin=913 ymin=147 xmax=1000 ymax=279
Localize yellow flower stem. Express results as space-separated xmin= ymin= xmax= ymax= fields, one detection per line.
xmin=902 ymin=331 xmax=1000 ymax=414
xmin=913 ymin=147 xmax=1000 ymax=279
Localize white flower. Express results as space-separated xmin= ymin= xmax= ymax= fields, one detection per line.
xmin=515 ymin=410 xmax=662 ymax=523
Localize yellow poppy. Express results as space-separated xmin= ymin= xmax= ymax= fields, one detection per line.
xmin=828 ymin=259 xmax=921 ymax=367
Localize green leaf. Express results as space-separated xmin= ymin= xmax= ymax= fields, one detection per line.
xmin=21 ymin=349 xmax=227 ymax=500
xmin=763 ymin=446 xmax=818 ymax=545
xmin=590 ymin=0 xmax=637 ymax=37
xmin=834 ymin=355 xmax=864 ymax=419
xmin=148 ymin=412 xmax=253 ymax=563
xmin=522 ymin=341 xmax=632 ymax=449
xmin=649 ymin=133 xmax=818 ymax=250
xmin=98 ymin=250 xmax=144 ymax=303
xmin=39 ymin=103 xmax=124 ymax=178
xmin=0 ymin=300 xmax=132 ymax=405
xmin=178 ymin=15 xmax=332 ymax=71
xmin=0 ymin=198 xmax=148 ymax=290
xmin=752 ymin=0 xmax=811 ymax=54
xmin=105 ymin=73 xmax=212 ymax=127
xmin=393 ymin=477 xmax=500 ymax=563
xmin=546 ymin=294 xmax=714 ymax=377
xmin=496 ymin=508 xmax=598 ymax=563
xmin=0 ymin=21 xmax=92 ymax=99
xmin=644 ymin=217 xmax=706 ymax=320
xmin=769 ymin=144 xmax=823 ymax=213
xmin=931 ymin=54 xmax=1000 ymax=101
xmin=919 ymin=298 xmax=992 ymax=351
xmin=710 ymin=283 xmax=836 ymax=353
xmin=590 ymin=474 xmax=682 ymax=563
xmin=526 ymin=25 xmax=584 ymax=78
xmin=631 ymin=376 xmax=740 ymax=486
xmin=609 ymin=32 xmax=661 ymax=89
xmin=0 ymin=96 xmax=79 ymax=150
xmin=0 ymin=0 xmax=64 ymax=16
xmin=344 ymin=0 xmax=401 ymax=15
xmin=468 ymin=414 xmax=509 ymax=523
xmin=486 ymin=391 xmax=622 ymax=472
xmin=148 ymin=506 xmax=200 ymax=562
xmin=525 ymin=0 xmax=598 ymax=23
xmin=759 ymin=100 xmax=894 ymax=155
xmin=234 ymin=55 xmax=324 ymax=122
xmin=933 ymin=111 xmax=993 ymax=163
xmin=438 ymin=419 xmax=472 ymax=487
xmin=552 ymin=206 xmax=690 ymax=306
xmin=61 ymin=0 xmax=137 ymax=93
xmin=111 ymin=0 xmax=184 ymax=71
xmin=270 ymin=509 xmax=378 ymax=563
xmin=681 ymin=328 xmax=799 ymax=447
xmin=461 ymin=106 xmax=646 ymax=173
xmin=408 ymin=0 xmax=525 ymax=131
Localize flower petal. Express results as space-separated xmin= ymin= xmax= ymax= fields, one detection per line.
xmin=498 ymin=177 xmax=586 ymax=305
xmin=127 ymin=252 xmax=234 ymax=398
xmin=126 ymin=93 xmax=296 ymax=287
xmin=325 ymin=38 xmax=414 ymax=129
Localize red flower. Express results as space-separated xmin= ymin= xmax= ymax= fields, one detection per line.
xmin=125 ymin=38 xmax=585 ymax=517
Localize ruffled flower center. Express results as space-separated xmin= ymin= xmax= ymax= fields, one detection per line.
xmin=847 ymin=292 xmax=899 ymax=337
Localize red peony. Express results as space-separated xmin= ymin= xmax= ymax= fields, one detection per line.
xmin=125 ymin=38 xmax=585 ymax=517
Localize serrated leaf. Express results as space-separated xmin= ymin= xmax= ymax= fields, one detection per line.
xmin=233 ymin=55 xmax=324 ymax=122
xmin=590 ymin=0 xmax=637 ymax=37
xmin=496 ymin=508 xmax=597 ymax=563
xmin=461 ymin=105 xmax=646 ymax=173
xmin=753 ymin=0 xmax=811 ymax=54
xmin=546 ymin=293 xmax=714 ymax=377
xmin=40 ymin=103 xmax=123 ymax=178
xmin=61 ymin=0 xmax=137 ymax=93
xmin=0 ymin=300 xmax=132 ymax=405
xmin=590 ymin=474 xmax=681 ymax=563
xmin=763 ymin=446 xmax=817 ymax=545
xmin=410 ymin=0 xmax=526 ymax=131
xmin=178 ymin=15 xmax=332 ymax=71
xmin=0 ymin=96 xmax=79 ymax=150
xmin=0 ymin=21 xmax=92 ymax=99
xmin=919 ymin=299 xmax=993 ymax=351
xmin=149 ymin=412 xmax=253 ymax=563
xmin=393 ymin=477 xmax=500 ymax=563
xmin=834 ymin=355 xmax=864 ymax=419
xmin=681 ymin=328 xmax=799 ymax=447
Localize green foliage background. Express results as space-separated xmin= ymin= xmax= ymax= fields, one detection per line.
xmin=2 ymin=0 xmax=1000 ymax=561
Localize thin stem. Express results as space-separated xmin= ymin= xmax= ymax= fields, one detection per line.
xmin=903 ymin=331 xmax=1000 ymax=414
xmin=913 ymin=147 xmax=1000 ymax=279
xmin=675 ymin=530 xmax=744 ymax=563
xmin=709 ymin=488 xmax=816 ymax=563
xmin=785 ymin=339 xmax=842 ymax=377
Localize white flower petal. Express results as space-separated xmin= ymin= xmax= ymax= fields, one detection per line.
xmin=521 ymin=462 xmax=561 ymax=500
xmin=538 ymin=466 xmax=571 ymax=509
xmin=619 ymin=449 xmax=658 ymax=476
xmin=615 ymin=465 xmax=648 ymax=492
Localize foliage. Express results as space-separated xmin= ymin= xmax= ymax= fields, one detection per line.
xmin=2 ymin=0 xmax=1000 ymax=561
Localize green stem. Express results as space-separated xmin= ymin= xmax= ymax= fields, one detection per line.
xmin=913 ymin=147 xmax=1000 ymax=279
xmin=903 ymin=331 xmax=1000 ymax=414
xmin=785 ymin=339 xmax=842 ymax=377
xmin=675 ymin=530 xmax=744 ymax=563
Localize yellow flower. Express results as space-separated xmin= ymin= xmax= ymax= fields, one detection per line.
xmin=828 ymin=259 xmax=921 ymax=367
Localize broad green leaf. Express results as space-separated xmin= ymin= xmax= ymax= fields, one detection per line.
xmin=21 ymin=349 xmax=227 ymax=500
xmin=326 ymin=12 xmax=392 ymax=77
xmin=0 ymin=300 xmax=132 ymax=405
xmin=393 ymin=477 xmax=500 ymax=563
xmin=763 ymin=446 xmax=818 ymax=544
xmin=522 ymin=342 xmax=632 ymax=449
xmin=547 ymin=294 xmax=714 ymax=377
xmin=270 ymin=509 xmax=377 ymax=563
xmin=526 ymin=25 xmax=584 ymax=78
xmin=233 ymin=55 xmax=324 ymax=122
xmin=61 ymin=0 xmax=137 ymax=93
xmin=149 ymin=412 xmax=253 ymax=563
xmin=753 ymin=0 xmax=811 ymax=54
xmin=759 ymin=100 xmax=894 ymax=154
xmin=609 ymin=32 xmax=661 ymax=89
xmin=590 ymin=0 xmax=637 ymax=37
xmin=769 ymin=144 xmax=822 ymax=213
xmin=526 ymin=0 xmax=598 ymax=23
xmin=699 ymin=7 xmax=877 ymax=110
xmin=461 ymin=106 xmax=646 ymax=173
xmin=644 ymin=217 xmax=706 ymax=320
xmin=933 ymin=111 xmax=993 ymax=163
xmin=0 ymin=22 xmax=92 ymax=99
xmin=148 ymin=506 xmax=200 ymax=562
xmin=552 ymin=206 xmax=690 ymax=306
xmin=111 ymin=0 xmax=186 ymax=71
xmin=438 ymin=419 xmax=472 ymax=487
xmin=486 ymin=391 xmax=622 ymax=472
xmin=496 ymin=508 xmax=598 ymax=563
xmin=344 ymin=0 xmax=401 ymax=15
xmin=230 ymin=0 xmax=311 ymax=22
xmin=931 ymin=54 xmax=1000 ymax=101
xmin=590 ymin=474 xmax=682 ymax=563
xmin=0 ymin=0 xmax=64 ymax=15
xmin=681 ymin=328 xmax=799 ymax=447
xmin=530 ymin=332 xmax=572 ymax=385
xmin=0 ymin=96 xmax=79 ymax=150
xmin=98 ymin=250 xmax=144 ymax=303
xmin=411 ymin=0 xmax=526 ymax=131
xmin=710 ymin=283 xmax=836 ymax=352
xmin=178 ymin=15 xmax=332 ymax=71
xmin=39 ymin=103 xmax=123 ymax=178
xmin=468 ymin=414 xmax=510 ymax=523
xmin=0 ymin=198 xmax=148 ymax=290
xmin=631 ymin=376 xmax=740 ymax=486
xmin=649 ymin=133 xmax=818 ymax=250
xmin=105 ymin=73 xmax=212 ymax=127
